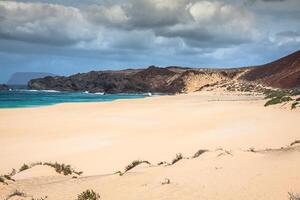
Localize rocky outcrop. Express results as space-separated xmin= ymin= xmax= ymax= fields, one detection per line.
xmin=28 ymin=51 xmax=300 ymax=94
xmin=28 ymin=66 xmax=246 ymax=94
xmin=0 ymin=84 xmax=9 ymax=91
xmin=8 ymin=72 xmax=57 ymax=85
xmin=28 ymin=66 xmax=182 ymax=93
xmin=28 ymin=65 xmax=247 ymax=94
xmin=242 ymin=50 xmax=300 ymax=89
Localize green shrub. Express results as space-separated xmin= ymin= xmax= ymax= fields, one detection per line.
xmin=171 ymin=153 xmax=183 ymax=165
xmin=264 ymin=90 xmax=290 ymax=99
xmin=76 ymin=189 xmax=100 ymax=200
xmin=264 ymin=96 xmax=292 ymax=107
xmin=124 ymin=160 xmax=151 ymax=173
xmin=19 ymin=164 xmax=30 ymax=172
xmin=289 ymin=89 xmax=300 ymax=96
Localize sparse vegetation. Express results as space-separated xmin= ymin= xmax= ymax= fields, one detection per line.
xmin=0 ymin=174 xmax=15 ymax=185
xmin=3 ymin=175 xmax=15 ymax=182
xmin=114 ymin=170 xmax=123 ymax=176
xmin=263 ymin=89 xmax=300 ymax=108
xmin=43 ymin=162 xmax=82 ymax=176
xmin=171 ymin=153 xmax=183 ymax=165
xmin=264 ymin=90 xmax=290 ymax=99
xmin=76 ymin=189 xmax=100 ymax=200
xmin=5 ymin=190 xmax=26 ymax=200
xmin=288 ymin=192 xmax=300 ymax=200
xmin=19 ymin=163 xmax=30 ymax=172
xmin=0 ymin=176 xmax=6 ymax=185
xmin=291 ymin=102 xmax=299 ymax=109
xmin=290 ymin=140 xmax=300 ymax=146
xmin=13 ymin=162 xmax=82 ymax=177
xmin=192 ymin=149 xmax=208 ymax=158
xmin=124 ymin=160 xmax=151 ymax=173
xmin=264 ymin=96 xmax=292 ymax=107
xmin=157 ymin=161 xmax=167 ymax=166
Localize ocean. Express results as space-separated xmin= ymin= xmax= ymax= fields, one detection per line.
xmin=0 ymin=90 xmax=148 ymax=108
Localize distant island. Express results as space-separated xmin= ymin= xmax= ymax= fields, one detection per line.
xmin=28 ymin=50 xmax=300 ymax=94
xmin=8 ymin=72 xmax=57 ymax=85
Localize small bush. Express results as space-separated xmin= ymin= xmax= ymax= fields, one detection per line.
xmin=76 ymin=189 xmax=100 ymax=200
xmin=288 ymin=192 xmax=300 ymax=200
xmin=290 ymin=140 xmax=300 ymax=146
xmin=289 ymin=89 xmax=300 ymax=96
xmin=3 ymin=175 xmax=15 ymax=182
xmin=291 ymin=102 xmax=299 ymax=110
xmin=0 ymin=176 xmax=6 ymax=184
xmin=43 ymin=162 xmax=81 ymax=176
xmin=264 ymin=96 xmax=292 ymax=107
xmin=19 ymin=164 xmax=30 ymax=172
xmin=264 ymin=90 xmax=290 ymax=99
xmin=157 ymin=161 xmax=167 ymax=166
xmin=6 ymin=190 xmax=26 ymax=200
xmin=171 ymin=153 xmax=183 ymax=165
xmin=192 ymin=149 xmax=208 ymax=158
xmin=124 ymin=160 xmax=151 ymax=173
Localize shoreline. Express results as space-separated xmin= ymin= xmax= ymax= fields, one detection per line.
xmin=0 ymin=91 xmax=265 ymax=110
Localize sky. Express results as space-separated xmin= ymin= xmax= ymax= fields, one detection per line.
xmin=0 ymin=0 xmax=299 ymax=83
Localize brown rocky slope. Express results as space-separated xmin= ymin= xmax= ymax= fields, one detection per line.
xmin=242 ymin=50 xmax=300 ymax=89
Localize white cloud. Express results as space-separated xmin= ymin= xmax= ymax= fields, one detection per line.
xmin=0 ymin=1 xmax=96 ymax=45
xmin=0 ymin=0 xmax=270 ymax=50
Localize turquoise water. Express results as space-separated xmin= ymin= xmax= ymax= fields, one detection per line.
xmin=0 ymin=90 xmax=148 ymax=108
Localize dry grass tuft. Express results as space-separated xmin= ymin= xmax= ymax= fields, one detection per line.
xmin=171 ymin=153 xmax=183 ymax=165
xmin=192 ymin=149 xmax=208 ymax=158
xmin=76 ymin=189 xmax=100 ymax=200
xmin=124 ymin=160 xmax=151 ymax=173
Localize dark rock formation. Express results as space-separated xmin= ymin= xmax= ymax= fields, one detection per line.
xmin=8 ymin=72 xmax=57 ymax=85
xmin=242 ymin=50 xmax=300 ymax=89
xmin=28 ymin=66 xmax=182 ymax=93
xmin=0 ymin=84 xmax=9 ymax=91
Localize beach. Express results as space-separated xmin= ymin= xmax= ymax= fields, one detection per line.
xmin=0 ymin=91 xmax=300 ymax=200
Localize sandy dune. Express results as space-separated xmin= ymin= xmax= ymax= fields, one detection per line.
xmin=0 ymin=92 xmax=299 ymax=199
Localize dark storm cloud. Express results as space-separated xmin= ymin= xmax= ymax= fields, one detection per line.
xmin=0 ymin=0 xmax=262 ymax=49
xmin=0 ymin=0 xmax=299 ymax=83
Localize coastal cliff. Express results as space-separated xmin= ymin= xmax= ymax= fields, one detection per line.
xmin=28 ymin=50 xmax=300 ymax=93
xmin=28 ymin=66 xmax=244 ymax=94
